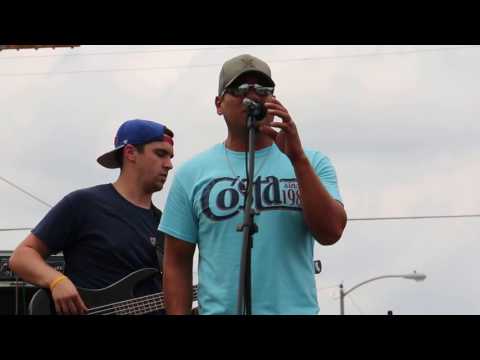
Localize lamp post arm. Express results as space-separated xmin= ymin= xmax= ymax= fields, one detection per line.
xmin=343 ymin=275 xmax=407 ymax=297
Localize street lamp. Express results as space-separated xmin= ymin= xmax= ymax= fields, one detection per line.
xmin=339 ymin=271 xmax=426 ymax=315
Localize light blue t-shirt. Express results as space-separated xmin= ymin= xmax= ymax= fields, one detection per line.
xmin=159 ymin=143 xmax=342 ymax=315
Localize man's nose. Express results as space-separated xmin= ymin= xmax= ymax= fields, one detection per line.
xmin=164 ymin=158 xmax=173 ymax=170
xmin=245 ymin=88 xmax=261 ymax=102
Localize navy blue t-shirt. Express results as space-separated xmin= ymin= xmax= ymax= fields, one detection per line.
xmin=32 ymin=184 xmax=163 ymax=297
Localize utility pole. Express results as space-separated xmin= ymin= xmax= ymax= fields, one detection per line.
xmin=339 ymin=283 xmax=345 ymax=315
xmin=339 ymin=272 xmax=426 ymax=315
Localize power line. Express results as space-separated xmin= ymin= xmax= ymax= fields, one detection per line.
xmin=347 ymin=294 xmax=365 ymax=315
xmin=2 ymin=45 xmax=479 ymax=78
xmin=348 ymin=214 xmax=480 ymax=221
xmin=0 ymin=62 xmax=221 ymax=77
xmin=0 ymin=176 xmax=52 ymax=209
xmin=318 ymin=285 xmax=340 ymax=291
xmin=0 ymin=228 xmax=32 ymax=232
xmin=1 ymin=213 xmax=479 ymax=232
xmin=270 ymin=45 xmax=480 ymax=63
xmin=0 ymin=45 xmax=267 ymax=60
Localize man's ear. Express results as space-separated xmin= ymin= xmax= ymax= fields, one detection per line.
xmin=215 ymin=96 xmax=223 ymax=115
xmin=123 ymin=144 xmax=137 ymax=163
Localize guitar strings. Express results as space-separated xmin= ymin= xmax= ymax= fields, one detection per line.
xmin=89 ymin=289 xmax=199 ymax=315
xmin=86 ymin=286 xmax=198 ymax=314
xmin=86 ymin=292 xmax=163 ymax=314
xmin=89 ymin=295 xmax=161 ymax=315
xmin=95 ymin=298 xmax=164 ymax=315
xmin=88 ymin=293 xmax=166 ymax=315
xmin=86 ymin=287 xmax=199 ymax=315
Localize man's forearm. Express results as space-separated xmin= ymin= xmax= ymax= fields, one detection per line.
xmin=9 ymin=247 xmax=61 ymax=288
xmin=292 ymin=155 xmax=347 ymax=245
xmin=164 ymin=260 xmax=194 ymax=314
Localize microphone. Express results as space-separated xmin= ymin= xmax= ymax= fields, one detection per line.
xmin=242 ymin=98 xmax=267 ymax=122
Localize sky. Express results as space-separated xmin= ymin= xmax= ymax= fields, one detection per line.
xmin=1 ymin=45 xmax=479 ymax=315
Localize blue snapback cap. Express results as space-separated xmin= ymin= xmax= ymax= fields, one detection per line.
xmin=97 ymin=119 xmax=174 ymax=169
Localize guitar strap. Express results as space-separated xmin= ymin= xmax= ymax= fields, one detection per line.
xmin=151 ymin=205 xmax=165 ymax=274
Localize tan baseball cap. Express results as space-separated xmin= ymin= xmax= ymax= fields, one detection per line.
xmin=218 ymin=54 xmax=275 ymax=95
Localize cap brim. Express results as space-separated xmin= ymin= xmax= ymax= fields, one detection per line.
xmin=164 ymin=126 xmax=174 ymax=138
xmin=223 ymin=70 xmax=275 ymax=93
xmin=97 ymin=146 xmax=124 ymax=169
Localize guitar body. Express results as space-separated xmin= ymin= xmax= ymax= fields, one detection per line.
xmin=29 ymin=268 xmax=160 ymax=315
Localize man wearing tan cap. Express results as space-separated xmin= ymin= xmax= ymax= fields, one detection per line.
xmin=161 ymin=54 xmax=347 ymax=315
xmin=10 ymin=119 xmax=174 ymax=315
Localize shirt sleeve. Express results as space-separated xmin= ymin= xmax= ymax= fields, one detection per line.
xmin=31 ymin=192 xmax=79 ymax=254
xmin=159 ymin=176 xmax=198 ymax=244
xmin=313 ymin=154 xmax=343 ymax=204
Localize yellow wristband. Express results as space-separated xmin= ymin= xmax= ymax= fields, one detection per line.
xmin=49 ymin=275 xmax=67 ymax=291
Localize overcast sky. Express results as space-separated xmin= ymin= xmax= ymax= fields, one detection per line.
xmin=1 ymin=45 xmax=479 ymax=315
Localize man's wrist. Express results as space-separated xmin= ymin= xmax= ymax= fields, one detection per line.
xmin=291 ymin=152 xmax=309 ymax=167
xmin=49 ymin=275 xmax=68 ymax=291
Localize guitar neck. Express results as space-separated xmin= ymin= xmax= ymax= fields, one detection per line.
xmin=86 ymin=285 xmax=198 ymax=315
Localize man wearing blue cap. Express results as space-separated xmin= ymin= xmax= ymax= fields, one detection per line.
xmin=9 ymin=119 xmax=174 ymax=315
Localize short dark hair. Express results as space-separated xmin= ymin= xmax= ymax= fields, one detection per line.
xmin=116 ymin=143 xmax=146 ymax=170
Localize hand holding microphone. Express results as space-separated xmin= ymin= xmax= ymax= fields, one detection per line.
xmin=256 ymin=96 xmax=306 ymax=164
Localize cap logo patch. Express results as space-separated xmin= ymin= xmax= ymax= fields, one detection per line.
xmin=241 ymin=57 xmax=255 ymax=69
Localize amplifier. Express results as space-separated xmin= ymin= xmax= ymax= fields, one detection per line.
xmin=0 ymin=283 xmax=37 ymax=315
xmin=0 ymin=251 xmax=65 ymax=281
xmin=0 ymin=251 xmax=65 ymax=315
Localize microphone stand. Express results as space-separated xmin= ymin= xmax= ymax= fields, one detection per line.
xmin=236 ymin=101 xmax=264 ymax=315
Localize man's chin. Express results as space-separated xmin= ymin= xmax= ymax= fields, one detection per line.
xmin=149 ymin=183 xmax=164 ymax=193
